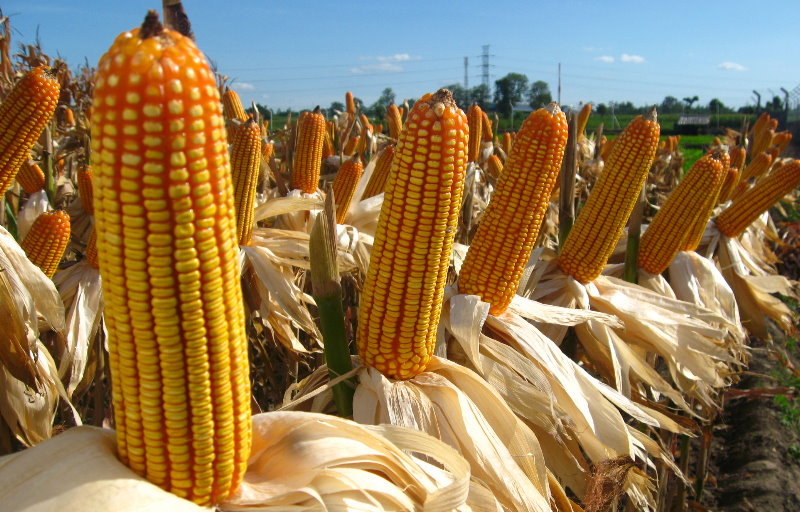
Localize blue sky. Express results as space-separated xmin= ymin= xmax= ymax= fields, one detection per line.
xmin=3 ymin=1 xmax=798 ymax=112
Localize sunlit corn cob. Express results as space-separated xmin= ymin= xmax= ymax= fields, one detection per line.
xmin=222 ymin=88 xmax=247 ymax=141
xmin=386 ymin=103 xmax=403 ymax=140
xmin=357 ymin=89 xmax=468 ymax=380
xmin=321 ymin=128 xmax=335 ymax=158
xmin=231 ymin=117 xmax=262 ymax=245
xmin=486 ymin=154 xmax=503 ymax=179
xmin=773 ymin=131 xmax=792 ymax=156
xmin=459 ymin=103 xmax=568 ymax=314
xmin=751 ymin=125 xmax=774 ymax=157
xmin=360 ymin=113 xmax=372 ymax=134
xmin=577 ymin=103 xmax=592 ymax=137
xmin=291 ymin=107 xmax=326 ymax=193
xmin=467 ymin=104 xmax=483 ymax=162
xmin=638 ymin=152 xmax=726 ymax=274
xmin=0 ymin=65 xmax=60 ymax=196
xmin=77 ymin=163 xmax=94 ymax=215
xmin=345 ymin=91 xmax=355 ymax=116
xmin=717 ymin=165 xmax=740 ymax=206
xmin=332 ymin=155 xmax=363 ymax=223
xmin=90 ymin=12 xmax=250 ymax=506
xmin=362 ymin=144 xmax=395 ymax=199
xmin=600 ymin=137 xmax=616 ymax=161
xmin=557 ymin=108 xmax=660 ymax=283
xmin=85 ymin=227 xmax=99 ymax=268
xmin=734 ymin=151 xmax=773 ymax=198
xmin=715 ymin=159 xmax=800 ymax=238
xmin=20 ymin=209 xmax=70 ymax=278
xmin=261 ymin=141 xmax=274 ymax=162
xmin=729 ymin=146 xmax=746 ymax=174
xmin=481 ymin=110 xmax=493 ymax=142
xmin=502 ymin=132 xmax=513 ymax=154
xmin=374 ymin=122 xmax=383 ymax=135
xmin=343 ymin=134 xmax=359 ymax=156
xmin=355 ymin=133 xmax=368 ymax=156
xmin=17 ymin=159 xmax=45 ymax=194
xmin=63 ymin=106 xmax=75 ymax=127
xmin=260 ymin=119 xmax=269 ymax=136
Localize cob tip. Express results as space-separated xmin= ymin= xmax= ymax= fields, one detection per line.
xmin=544 ymin=102 xmax=562 ymax=115
xmin=645 ymin=105 xmax=657 ymax=123
xmin=140 ymin=9 xmax=164 ymax=39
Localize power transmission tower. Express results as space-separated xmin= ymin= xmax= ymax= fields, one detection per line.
xmin=464 ymin=57 xmax=468 ymax=88
xmin=481 ymin=45 xmax=490 ymax=89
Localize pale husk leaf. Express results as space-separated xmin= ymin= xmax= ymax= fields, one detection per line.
xmin=16 ymin=189 xmax=50 ymax=241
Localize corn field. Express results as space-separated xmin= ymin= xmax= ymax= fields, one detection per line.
xmin=0 ymin=5 xmax=799 ymax=512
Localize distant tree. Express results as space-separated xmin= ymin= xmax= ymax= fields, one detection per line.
xmin=493 ymin=72 xmax=529 ymax=117
xmin=766 ymin=95 xmax=783 ymax=111
xmin=369 ymin=87 xmax=396 ymax=117
xmin=737 ymin=105 xmax=756 ymax=114
xmin=596 ymin=103 xmax=608 ymax=116
xmin=611 ymin=101 xmax=636 ymax=114
xmin=683 ymin=95 xmax=699 ymax=110
xmin=660 ymin=96 xmax=681 ymax=113
xmin=708 ymin=98 xmax=730 ymax=113
xmin=328 ymin=101 xmax=345 ymax=116
xmin=443 ymin=83 xmax=469 ymax=110
xmin=245 ymin=103 xmax=271 ymax=119
xmin=527 ymin=80 xmax=552 ymax=109
xmin=469 ymin=84 xmax=491 ymax=109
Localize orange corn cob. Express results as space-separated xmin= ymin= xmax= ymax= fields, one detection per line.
xmin=345 ymin=91 xmax=355 ymax=116
xmin=359 ymin=113 xmax=372 ymax=134
xmin=481 ymin=110 xmax=493 ymax=142
xmin=85 ymin=227 xmax=99 ymax=268
xmin=386 ymin=103 xmax=403 ymax=140
xmin=64 ymin=106 xmax=75 ymax=127
xmin=20 ymin=210 xmax=70 ymax=278
xmin=715 ymin=159 xmax=800 ymax=238
xmin=717 ymin=165 xmax=740 ymax=205
xmin=222 ymin=88 xmax=247 ymax=140
xmin=362 ymin=144 xmax=395 ymax=199
xmin=729 ymin=146 xmax=746 ymax=173
xmin=321 ymin=128 xmax=335 ymax=158
xmin=332 ymin=155 xmax=364 ymax=223
xmin=459 ymin=103 xmax=569 ymax=314
xmin=357 ymin=89 xmax=468 ymax=380
xmin=577 ymin=103 xmax=592 ymax=137
xmin=231 ymin=118 xmax=262 ymax=245
xmin=17 ymin=160 xmax=45 ymax=194
xmin=291 ymin=107 xmax=326 ymax=193
xmin=77 ymin=164 xmax=94 ymax=215
xmin=91 ymin=12 xmax=250 ymax=505
xmin=773 ymin=131 xmax=792 ymax=156
xmin=486 ymin=154 xmax=503 ymax=179
xmin=343 ymin=134 xmax=359 ymax=156
xmin=638 ymin=152 xmax=726 ymax=274
xmin=557 ymin=108 xmax=660 ymax=283
xmin=0 ymin=65 xmax=60 ymax=196
xmin=502 ymin=132 xmax=513 ymax=154
xmin=467 ymin=104 xmax=483 ymax=162
xmin=600 ymin=137 xmax=616 ymax=161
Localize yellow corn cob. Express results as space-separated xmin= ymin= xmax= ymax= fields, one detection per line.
xmin=321 ymin=128 xmax=335 ymax=158
xmin=262 ymin=141 xmax=274 ymax=162
xmin=222 ymin=89 xmax=247 ymax=141
xmin=355 ymin=132 xmax=368 ymax=156
xmin=77 ymin=163 xmax=94 ymax=215
xmin=332 ymin=155 xmax=364 ymax=223
xmin=577 ymin=103 xmax=592 ymax=137
xmin=260 ymin=119 xmax=269 ymax=136
xmin=386 ymin=103 xmax=403 ymax=140
xmin=557 ymin=108 xmax=660 ymax=283
xmin=638 ymin=152 xmax=726 ymax=274
xmin=729 ymin=146 xmax=746 ymax=173
xmin=459 ymin=103 xmax=568 ymax=314
xmin=481 ymin=110 xmax=493 ymax=142
xmin=343 ymin=134 xmax=360 ymax=156
xmin=90 ymin=12 xmax=250 ymax=505
xmin=17 ymin=159 xmax=45 ymax=194
xmin=600 ymin=137 xmax=616 ymax=161
xmin=502 ymin=132 xmax=513 ymax=154
xmin=486 ymin=154 xmax=503 ymax=179
xmin=86 ymin=227 xmax=99 ymax=268
xmin=20 ymin=210 xmax=70 ymax=278
xmin=715 ymin=159 xmax=800 ymax=238
xmin=231 ymin=117 xmax=262 ymax=245
xmin=751 ymin=127 xmax=774 ymax=157
xmin=0 ymin=65 xmax=60 ymax=196
xmin=467 ymin=104 xmax=483 ymax=162
xmin=362 ymin=144 xmax=395 ymax=199
xmin=717 ymin=165 xmax=740 ymax=205
xmin=291 ymin=107 xmax=326 ymax=193
xmin=733 ymin=151 xmax=773 ymax=198
xmin=63 ymin=106 xmax=75 ymax=127
xmin=345 ymin=91 xmax=355 ymax=116
xmin=359 ymin=113 xmax=372 ymax=135
xmin=357 ymin=89 xmax=468 ymax=380
xmin=773 ymin=131 xmax=792 ymax=156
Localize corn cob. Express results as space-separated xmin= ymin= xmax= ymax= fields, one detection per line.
xmin=733 ymin=151 xmax=773 ymax=198
xmin=600 ymin=136 xmax=616 ymax=161
xmin=321 ymin=128 xmax=335 ymax=158
xmin=386 ymin=103 xmax=403 ymax=140
xmin=332 ymin=155 xmax=363 ymax=223
xmin=90 ymin=12 xmax=250 ymax=505
xmin=357 ymin=89 xmax=468 ymax=380
xmin=486 ymin=154 xmax=503 ymax=179
xmin=20 ymin=210 xmax=70 ymax=278
xmin=291 ymin=107 xmax=326 ymax=193
xmin=773 ymin=131 xmax=792 ymax=156
xmin=260 ymin=120 xmax=269 ymax=136
xmin=362 ymin=144 xmax=395 ymax=199
xmin=717 ymin=165 xmax=740 ymax=205
xmin=577 ymin=103 xmax=592 ymax=137
xmin=374 ymin=123 xmax=383 ymax=135
xmin=751 ymin=127 xmax=774 ymax=157
xmin=467 ymin=104 xmax=483 ymax=162
xmin=77 ymin=163 xmax=94 ymax=215
xmin=360 ymin=113 xmax=372 ymax=134
xmin=343 ymin=134 xmax=359 ymax=156
xmin=729 ymin=146 xmax=746 ymax=174
xmin=261 ymin=141 xmax=274 ymax=162
xmin=231 ymin=117 xmax=262 ymax=245
xmin=0 ymin=65 xmax=60 ymax=196
xmin=557 ymin=108 xmax=660 ymax=283
xmin=17 ymin=159 xmax=45 ymax=194
xmin=481 ymin=110 xmax=493 ymax=142
xmin=638 ymin=152 xmax=726 ymax=274
xmin=222 ymin=88 xmax=247 ymax=141
xmin=64 ymin=106 xmax=75 ymax=127
xmin=459 ymin=103 xmax=568 ymax=314
xmin=345 ymin=91 xmax=355 ymax=116
xmin=715 ymin=159 xmax=800 ymax=238
xmin=502 ymin=132 xmax=513 ymax=154
xmin=86 ymin=227 xmax=99 ymax=268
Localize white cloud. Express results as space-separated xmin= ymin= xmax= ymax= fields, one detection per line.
xmin=237 ymin=82 xmax=256 ymax=90
xmin=620 ymin=54 xmax=645 ymax=63
xmin=351 ymin=54 xmax=420 ymax=74
xmin=595 ymin=55 xmax=615 ymax=63
xmin=718 ymin=61 xmax=747 ymax=71
xmin=361 ymin=53 xmax=420 ymax=63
